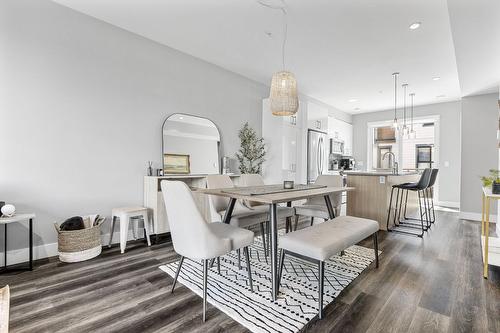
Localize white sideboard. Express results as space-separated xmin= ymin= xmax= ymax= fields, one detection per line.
xmin=144 ymin=174 xmax=240 ymax=234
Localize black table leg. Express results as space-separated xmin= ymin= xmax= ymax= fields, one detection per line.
xmin=4 ymin=224 xmax=7 ymax=269
xmin=29 ymin=218 xmax=33 ymax=270
xmin=285 ymin=201 xmax=292 ymax=233
xmin=222 ymin=198 xmax=236 ymax=224
xmin=269 ymin=203 xmax=278 ymax=301
xmin=324 ymin=195 xmax=335 ymax=219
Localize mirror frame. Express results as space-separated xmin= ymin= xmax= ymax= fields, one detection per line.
xmin=161 ymin=113 xmax=222 ymax=175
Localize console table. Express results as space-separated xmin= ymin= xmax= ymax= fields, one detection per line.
xmin=0 ymin=213 xmax=35 ymax=272
xmin=481 ymin=187 xmax=500 ymax=279
xmin=143 ymin=175 xmax=240 ymax=234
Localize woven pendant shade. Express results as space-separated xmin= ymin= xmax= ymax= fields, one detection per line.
xmin=270 ymin=71 xmax=299 ymax=116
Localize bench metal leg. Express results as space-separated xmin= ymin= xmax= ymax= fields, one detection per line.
xmin=318 ymin=261 xmax=325 ymax=319
xmin=294 ymin=215 xmax=299 ymax=231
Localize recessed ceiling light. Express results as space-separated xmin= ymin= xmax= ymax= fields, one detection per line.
xmin=409 ymin=22 xmax=421 ymax=30
xmin=432 ymin=77 xmax=441 ymax=81
xmin=179 ymin=116 xmax=184 ymax=120
xmin=436 ymin=94 xmax=446 ymax=98
xmin=348 ymin=98 xmax=358 ymax=103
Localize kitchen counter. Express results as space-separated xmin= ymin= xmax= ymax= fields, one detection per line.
xmin=344 ymin=170 xmax=419 ymax=176
xmin=346 ymin=172 xmax=420 ymax=230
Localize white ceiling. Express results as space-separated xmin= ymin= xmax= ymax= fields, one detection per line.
xmin=52 ymin=0 xmax=498 ymax=114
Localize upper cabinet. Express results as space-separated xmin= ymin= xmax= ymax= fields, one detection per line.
xmin=262 ymin=99 xmax=305 ymax=184
xmin=329 ymin=117 xmax=353 ymax=156
xmin=307 ymin=102 xmax=328 ymax=132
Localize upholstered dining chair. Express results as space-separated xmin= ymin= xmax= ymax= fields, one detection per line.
xmin=239 ymin=173 xmax=296 ymax=251
xmin=161 ymin=180 xmax=255 ymax=322
xmin=206 ymin=175 xmax=271 ymax=264
xmin=293 ymin=174 xmax=344 ymax=230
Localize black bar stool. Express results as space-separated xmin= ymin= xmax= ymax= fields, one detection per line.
xmin=401 ymin=168 xmax=438 ymax=227
xmin=386 ymin=168 xmax=432 ymax=237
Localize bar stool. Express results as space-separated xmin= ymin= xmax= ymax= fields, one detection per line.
xmin=109 ymin=206 xmax=152 ymax=253
xmin=424 ymin=169 xmax=439 ymax=224
xmin=386 ymin=169 xmax=432 ymax=237
xmin=400 ymin=168 xmax=439 ymax=228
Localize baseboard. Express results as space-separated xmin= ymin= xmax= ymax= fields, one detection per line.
xmin=459 ymin=211 xmax=497 ymax=222
xmin=0 ymin=229 xmax=150 ymax=266
xmin=436 ymin=201 xmax=460 ymax=208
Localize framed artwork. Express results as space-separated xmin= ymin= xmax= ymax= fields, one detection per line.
xmin=164 ymin=154 xmax=190 ymax=174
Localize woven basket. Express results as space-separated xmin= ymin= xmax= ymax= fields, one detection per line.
xmin=54 ymin=217 xmax=104 ymax=263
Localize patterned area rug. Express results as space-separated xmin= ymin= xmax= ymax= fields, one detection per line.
xmin=159 ymin=232 xmax=378 ymax=333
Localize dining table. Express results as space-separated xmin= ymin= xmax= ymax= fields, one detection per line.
xmin=196 ymin=184 xmax=354 ymax=301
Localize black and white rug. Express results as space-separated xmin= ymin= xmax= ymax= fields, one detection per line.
xmin=159 ymin=232 xmax=378 ymax=333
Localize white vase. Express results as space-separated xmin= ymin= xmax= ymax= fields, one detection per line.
xmin=1 ymin=204 xmax=16 ymax=217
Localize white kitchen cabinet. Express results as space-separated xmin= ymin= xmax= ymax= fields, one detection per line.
xmin=307 ymin=102 xmax=328 ymax=132
xmin=329 ymin=117 xmax=353 ymax=156
xmin=262 ymin=99 xmax=304 ymax=184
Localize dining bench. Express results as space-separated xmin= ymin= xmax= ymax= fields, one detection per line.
xmin=278 ymin=216 xmax=379 ymax=319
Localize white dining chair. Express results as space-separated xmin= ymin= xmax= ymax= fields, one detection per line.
xmin=206 ymin=175 xmax=271 ymax=264
xmin=239 ymin=173 xmax=296 ymax=252
xmin=294 ymin=175 xmax=344 ymax=230
xmin=161 ymin=180 xmax=255 ymax=322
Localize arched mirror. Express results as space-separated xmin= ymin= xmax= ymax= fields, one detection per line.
xmin=162 ymin=113 xmax=221 ymax=175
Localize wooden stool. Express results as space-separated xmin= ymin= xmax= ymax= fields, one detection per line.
xmin=109 ymin=207 xmax=151 ymax=253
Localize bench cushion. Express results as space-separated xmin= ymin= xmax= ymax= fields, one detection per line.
xmin=279 ymin=216 xmax=379 ymax=261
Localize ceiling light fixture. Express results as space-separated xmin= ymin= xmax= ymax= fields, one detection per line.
xmin=392 ymin=72 xmax=400 ymax=129
xmin=349 ymin=98 xmax=358 ymax=103
xmin=409 ymin=22 xmax=421 ymax=30
xmin=432 ymin=77 xmax=441 ymax=81
xmin=259 ymin=0 xmax=298 ymax=116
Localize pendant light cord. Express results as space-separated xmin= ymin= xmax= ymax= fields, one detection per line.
xmin=258 ymin=0 xmax=288 ymax=70
xmin=392 ymin=72 xmax=399 ymax=122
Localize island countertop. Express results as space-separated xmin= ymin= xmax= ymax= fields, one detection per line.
xmin=344 ymin=170 xmax=419 ymax=176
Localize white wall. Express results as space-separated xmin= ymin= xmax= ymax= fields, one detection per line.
xmin=0 ymin=0 xmax=268 ymax=257
xmin=460 ymin=93 xmax=499 ymax=217
xmin=352 ymin=100 xmax=462 ymax=206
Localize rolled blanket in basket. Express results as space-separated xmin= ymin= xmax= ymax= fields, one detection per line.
xmin=60 ymin=216 xmax=85 ymax=231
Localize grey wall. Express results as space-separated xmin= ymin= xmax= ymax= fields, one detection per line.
xmin=460 ymin=93 xmax=499 ymax=214
xmin=0 ymin=0 xmax=268 ymax=252
xmin=352 ymin=100 xmax=462 ymax=205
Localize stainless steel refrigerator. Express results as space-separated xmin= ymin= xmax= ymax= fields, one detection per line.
xmin=307 ymin=129 xmax=328 ymax=184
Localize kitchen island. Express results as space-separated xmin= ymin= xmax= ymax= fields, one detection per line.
xmin=345 ymin=171 xmax=420 ymax=230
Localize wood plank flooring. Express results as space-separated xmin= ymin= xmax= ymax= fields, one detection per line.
xmin=1 ymin=210 xmax=499 ymax=333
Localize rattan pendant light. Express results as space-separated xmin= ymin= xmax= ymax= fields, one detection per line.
xmin=260 ymin=0 xmax=298 ymax=116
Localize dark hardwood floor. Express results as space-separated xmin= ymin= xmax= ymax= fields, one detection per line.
xmin=1 ymin=210 xmax=499 ymax=333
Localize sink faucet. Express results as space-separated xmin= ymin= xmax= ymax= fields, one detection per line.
xmin=382 ymin=152 xmax=399 ymax=174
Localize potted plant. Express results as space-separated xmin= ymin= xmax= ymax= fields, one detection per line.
xmin=236 ymin=122 xmax=266 ymax=174
xmin=480 ymin=169 xmax=500 ymax=194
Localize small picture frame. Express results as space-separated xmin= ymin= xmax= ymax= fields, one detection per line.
xmin=164 ymin=154 xmax=190 ymax=174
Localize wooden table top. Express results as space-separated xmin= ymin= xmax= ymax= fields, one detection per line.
xmin=196 ymin=185 xmax=354 ymax=204
xmin=0 ymin=214 xmax=36 ymax=224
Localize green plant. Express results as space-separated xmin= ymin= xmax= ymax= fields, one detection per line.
xmin=480 ymin=169 xmax=500 ymax=187
xmin=236 ymin=122 xmax=266 ymax=174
